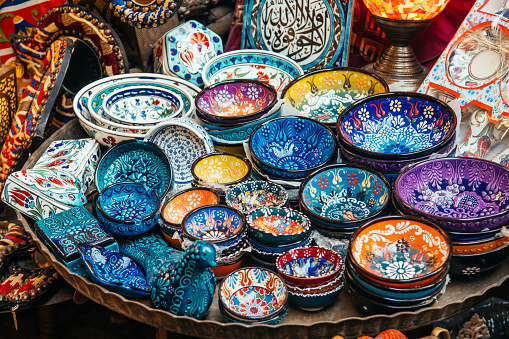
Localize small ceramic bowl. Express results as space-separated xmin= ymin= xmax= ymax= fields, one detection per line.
xmin=191 ymin=152 xmax=252 ymax=187
xmin=161 ymin=223 xmax=183 ymax=249
xmin=348 ymin=215 xmax=451 ymax=289
xmin=282 ymin=68 xmax=389 ymax=125
xmin=449 ymin=243 xmax=509 ymax=276
xmin=247 ymin=207 xmax=311 ymax=245
xmin=249 ymin=117 xmax=337 ymax=179
xmin=337 ymin=92 xmax=457 ymax=160
xmin=226 ymin=181 xmax=288 ymax=215
xmin=452 ymin=235 xmax=509 ymax=255
xmin=276 ymin=247 xmax=344 ymax=287
xmin=394 ymin=157 xmax=509 ymax=234
xmin=299 ymin=164 xmax=391 ymax=229
xmin=219 ymin=267 xmax=288 ymax=323
xmin=161 ymin=187 xmax=219 ymax=228
xmin=196 ymin=79 xmax=277 ymax=125
xmin=94 ymin=183 xmax=161 ymax=236
xmin=250 ymin=236 xmax=311 ymax=264
xmin=288 ymin=279 xmax=344 ymax=311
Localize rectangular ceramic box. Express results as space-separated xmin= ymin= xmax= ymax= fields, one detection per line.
xmin=1 ymin=139 xmax=101 ymax=221
xmin=35 ymin=206 xmax=118 ymax=277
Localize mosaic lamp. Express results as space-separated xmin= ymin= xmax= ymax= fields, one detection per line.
xmin=362 ymin=0 xmax=452 ymax=91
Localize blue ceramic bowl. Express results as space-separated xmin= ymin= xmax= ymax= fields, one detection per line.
xmin=226 ymin=180 xmax=288 ymax=215
xmin=299 ymin=164 xmax=391 ymax=229
xmin=249 ymin=117 xmax=337 ymax=179
xmin=95 ymin=140 xmax=173 ymax=199
xmin=337 ymin=92 xmax=457 ymax=160
xmin=288 ymin=279 xmax=344 ymax=311
xmin=247 ymin=207 xmax=311 ymax=246
xmin=95 ymin=183 xmax=161 ymax=236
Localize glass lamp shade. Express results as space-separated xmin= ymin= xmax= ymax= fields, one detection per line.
xmin=362 ymin=0 xmax=452 ymax=20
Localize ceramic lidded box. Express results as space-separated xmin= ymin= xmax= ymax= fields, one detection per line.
xmin=35 ymin=206 xmax=118 ymax=277
xmin=154 ymin=20 xmax=223 ymax=87
xmin=2 ymin=139 xmax=101 ymax=220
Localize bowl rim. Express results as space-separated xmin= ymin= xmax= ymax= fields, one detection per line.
xmin=247 ymin=206 xmax=311 ymax=239
xmin=225 ymin=180 xmax=288 ymax=213
xmin=195 ymin=79 xmax=278 ymax=122
xmin=95 ymin=182 xmax=161 ymax=225
xmin=94 ymin=139 xmax=173 ymax=198
xmin=347 ymin=215 xmax=452 ymax=285
xmin=394 ymin=157 xmax=509 ymax=223
xmin=336 ymin=92 xmax=457 ymax=160
xmin=191 ymin=152 xmax=252 ymax=186
xmin=276 ymin=246 xmax=344 ymax=284
xmin=181 ymin=204 xmax=246 ymax=244
xmin=161 ymin=186 xmax=220 ymax=227
xmin=248 ymin=116 xmax=338 ymax=174
xmin=452 ymin=241 xmax=509 ymax=257
xmin=298 ymin=163 xmax=392 ymax=225
xmin=218 ymin=266 xmax=289 ymax=321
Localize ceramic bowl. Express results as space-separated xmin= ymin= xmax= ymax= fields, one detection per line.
xmin=202 ymin=49 xmax=304 ymax=93
xmin=247 ymin=207 xmax=311 ymax=246
xmin=191 ymin=152 xmax=252 ymax=187
xmin=161 ymin=187 xmax=219 ymax=228
xmin=288 ymin=280 xmax=344 ymax=311
xmin=452 ymin=236 xmax=509 ymax=255
xmin=161 ymin=223 xmax=183 ymax=249
xmin=226 ymin=181 xmax=288 ymax=215
xmin=449 ymin=243 xmax=509 ymax=276
xmin=218 ymin=300 xmax=288 ymax=325
xmin=249 ymin=117 xmax=337 ymax=179
xmin=299 ymin=164 xmax=391 ymax=229
xmin=94 ymin=140 xmax=173 ymax=199
xmin=219 ymin=267 xmax=288 ymax=323
xmin=285 ymin=271 xmax=344 ymax=294
xmin=249 ymin=236 xmax=311 ymax=264
xmin=348 ymin=215 xmax=451 ymax=289
xmin=94 ymin=183 xmax=161 ymax=236
xmin=144 ymin=118 xmax=215 ymax=190
xmin=337 ymin=92 xmax=457 ymax=160
xmin=276 ymin=247 xmax=344 ymax=287
xmin=282 ymin=68 xmax=389 ymax=125
xmin=394 ymin=157 xmax=509 ymax=234
xmin=211 ymin=255 xmax=247 ymax=280
xmin=195 ymin=79 xmax=277 ymax=125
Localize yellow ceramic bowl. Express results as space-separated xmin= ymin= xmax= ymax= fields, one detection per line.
xmin=191 ymin=152 xmax=251 ymax=186
xmin=281 ymin=68 xmax=389 ymax=125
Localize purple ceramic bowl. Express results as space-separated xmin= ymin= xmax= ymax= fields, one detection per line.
xmin=394 ymin=157 xmax=509 ymax=233
xmin=195 ymin=79 xmax=278 ymax=125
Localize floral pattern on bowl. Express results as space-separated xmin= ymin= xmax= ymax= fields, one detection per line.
xmin=282 ymin=68 xmax=389 ymax=124
xmin=192 ymin=152 xmax=251 ymax=185
xmin=337 ymin=93 xmax=456 ymax=158
xmin=104 ymin=86 xmax=183 ymax=125
xmin=162 ymin=187 xmax=219 ymax=226
xmin=226 ymin=181 xmax=288 ymax=215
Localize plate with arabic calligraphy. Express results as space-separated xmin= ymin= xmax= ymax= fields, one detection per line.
xmin=243 ymin=0 xmax=354 ymax=71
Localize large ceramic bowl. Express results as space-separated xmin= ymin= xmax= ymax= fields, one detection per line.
xmin=226 ymin=181 xmax=288 ymax=215
xmin=348 ymin=215 xmax=451 ymax=289
xmin=247 ymin=207 xmax=311 ymax=245
xmin=249 ymin=117 xmax=337 ymax=179
xmin=94 ymin=183 xmax=161 ymax=236
xmin=161 ymin=187 xmax=219 ymax=228
xmin=299 ymin=164 xmax=391 ymax=229
xmin=202 ymin=49 xmax=304 ymax=93
xmin=219 ymin=267 xmax=288 ymax=323
xmin=394 ymin=157 xmax=509 ymax=233
xmin=94 ymin=140 xmax=172 ymax=199
xmin=196 ymin=80 xmax=277 ymax=125
xmin=191 ymin=152 xmax=252 ymax=186
xmin=282 ymin=68 xmax=389 ymax=125
xmin=337 ymin=93 xmax=457 ymax=160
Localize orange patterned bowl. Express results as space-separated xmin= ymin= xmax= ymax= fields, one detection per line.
xmin=348 ymin=215 xmax=451 ymax=289
xmin=362 ymin=0 xmax=452 ymax=21
xmin=191 ymin=152 xmax=252 ymax=187
xmin=452 ymin=236 xmax=509 ymax=255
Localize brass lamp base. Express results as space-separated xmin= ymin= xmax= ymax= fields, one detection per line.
xmin=362 ymin=16 xmax=433 ymax=92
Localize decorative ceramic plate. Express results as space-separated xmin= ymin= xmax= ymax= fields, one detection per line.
xmin=242 ymin=0 xmax=354 ymax=71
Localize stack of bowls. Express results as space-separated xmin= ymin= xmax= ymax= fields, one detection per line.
xmin=247 ymin=207 xmax=312 ymax=268
xmin=219 ymin=267 xmax=289 ymax=324
xmin=299 ymin=164 xmax=392 ymax=239
xmin=393 ymin=157 xmax=509 ymax=277
xmin=181 ymin=205 xmax=248 ymax=278
xmin=336 ymin=93 xmax=457 ymax=183
xmin=346 ymin=215 xmax=452 ymax=315
xmin=195 ymin=79 xmax=280 ymax=153
xmin=276 ymin=247 xmax=345 ymax=311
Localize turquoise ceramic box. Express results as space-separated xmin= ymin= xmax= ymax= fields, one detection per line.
xmin=35 ymin=206 xmax=118 ymax=277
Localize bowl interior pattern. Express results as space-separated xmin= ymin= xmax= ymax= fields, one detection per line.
xmin=248 ymin=207 xmax=310 ymax=236
xmin=396 ymin=158 xmax=509 ymax=220
xmin=162 ymin=188 xmax=219 ymax=225
xmin=277 ymin=247 xmax=343 ymax=280
xmin=193 ymin=153 xmax=250 ymax=184
xmin=98 ymin=184 xmax=159 ymax=222
xmin=339 ymin=95 xmax=454 ymax=156
xmin=197 ymin=82 xmax=275 ymax=118
xmin=283 ymin=69 xmax=388 ymax=124
xmin=301 ymin=165 xmax=390 ymax=222
xmin=220 ymin=267 xmax=287 ymax=319
xmin=350 ymin=218 xmax=450 ymax=281
xmin=183 ymin=206 xmax=244 ymax=242
xmin=226 ymin=181 xmax=288 ymax=214
xmin=250 ymin=117 xmax=336 ymax=171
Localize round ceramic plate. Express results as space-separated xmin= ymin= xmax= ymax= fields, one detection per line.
xmin=144 ymin=118 xmax=214 ymax=189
